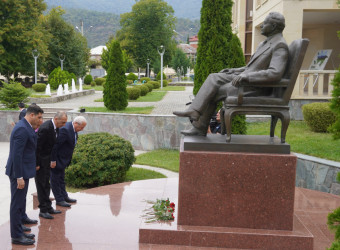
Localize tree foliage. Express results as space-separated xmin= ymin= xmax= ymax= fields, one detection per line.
xmin=42 ymin=7 xmax=89 ymax=77
xmin=117 ymin=0 xmax=177 ymax=69
xmin=0 ymin=0 xmax=49 ymax=80
xmin=101 ymin=39 xmax=133 ymax=72
xmin=193 ymin=0 xmax=245 ymax=95
xmin=171 ymin=48 xmax=191 ymax=75
xmin=103 ymin=39 xmax=128 ymax=110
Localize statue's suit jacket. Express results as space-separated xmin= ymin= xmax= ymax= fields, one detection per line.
xmin=51 ymin=121 xmax=76 ymax=170
xmin=6 ymin=118 xmax=37 ymax=179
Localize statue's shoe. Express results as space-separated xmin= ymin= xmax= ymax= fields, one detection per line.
xmin=173 ymin=109 xmax=200 ymax=121
xmin=181 ymin=127 xmax=206 ymax=136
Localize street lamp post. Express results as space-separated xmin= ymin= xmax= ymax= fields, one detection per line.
xmin=59 ymin=54 xmax=65 ymax=71
xmin=146 ymin=59 xmax=150 ymax=78
xmin=32 ymin=49 xmax=39 ymax=85
xmin=157 ymin=45 xmax=165 ymax=89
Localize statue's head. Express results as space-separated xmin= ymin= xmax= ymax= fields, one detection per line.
xmin=261 ymin=12 xmax=285 ymax=36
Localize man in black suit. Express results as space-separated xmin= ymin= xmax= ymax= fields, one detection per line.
xmin=51 ymin=116 xmax=87 ymax=207
xmin=18 ymin=102 xmax=27 ymax=121
xmin=174 ymin=12 xmax=289 ymax=136
xmin=35 ymin=111 xmax=68 ymax=219
xmin=6 ymin=105 xmax=44 ymax=245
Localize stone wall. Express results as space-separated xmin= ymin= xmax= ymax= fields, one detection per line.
xmin=295 ymin=153 xmax=340 ymax=195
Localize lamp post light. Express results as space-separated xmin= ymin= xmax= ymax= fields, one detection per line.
xmin=59 ymin=54 xmax=65 ymax=71
xmin=157 ymin=45 xmax=165 ymax=89
xmin=147 ymin=59 xmax=150 ymax=78
xmin=32 ymin=49 xmax=40 ymax=85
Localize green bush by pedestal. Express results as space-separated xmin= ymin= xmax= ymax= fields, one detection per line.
xmin=65 ymin=133 xmax=135 ymax=188
xmin=302 ymin=102 xmax=336 ymax=132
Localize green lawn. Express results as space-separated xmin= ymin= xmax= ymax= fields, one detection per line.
xmin=129 ymin=91 xmax=167 ymax=102
xmin=80 ymin=106 xmax=154 ymax=114
xmin=83 ymin=85 xmax=104 ymax=91
xmin=124 ymin=167 xmax=166 ymax=182
xmin=154 ymin=86 xmax=185 ymax=91
xmin=135 ymin=149 xmax=180 ymax=172
xmin=247 ymin=120 xmax=340 ymax=162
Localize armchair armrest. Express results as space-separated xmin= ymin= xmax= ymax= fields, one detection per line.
xmin=237 ymin=79 xmax=290 ymax=105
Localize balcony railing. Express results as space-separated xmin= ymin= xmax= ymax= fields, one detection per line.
xmin=291 ymin=70 xmax=337 ymax=99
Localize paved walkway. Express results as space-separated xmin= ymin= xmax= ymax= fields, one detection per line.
xmin=38 ymin=86 xmax=194 ymax=115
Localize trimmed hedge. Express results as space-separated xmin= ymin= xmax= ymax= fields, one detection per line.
xmin=135 ymin=85 xmax=149 ymax=96
xmin=158 ymin=79 xmax=168 ymax=87
xmin=140 ymin=77 xmax=151 ymax=83
xmin=127 ymin=87 xmax=141 ymax=100
xmin=302 ymin=102 xmax=336 ymax=132
xmin=84 ymin=75 xmax=93 ymax=85
xmin=65 ymin=133 xmax=135 ymax=188
xmin=149 ymin=81 xmax=160 ymax=89
xmin=144 ymin=83 xmax=154 ymax=92
xmin=94 ymin=77 xmax=105 ymax=86
xmin=32 ymin=83 xmax=46 ymax=92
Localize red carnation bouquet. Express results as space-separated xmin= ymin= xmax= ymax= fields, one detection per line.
xmin=143 ymin=198 xmax=175 ymax=223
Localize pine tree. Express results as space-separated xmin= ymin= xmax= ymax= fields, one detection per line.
xmin=103 ymin=39 xmax=128 ymax=110
xmin=193 ymin=0 xmax=246 ymax=134
xmin=193 ymin=0 xmax=245 ymax=95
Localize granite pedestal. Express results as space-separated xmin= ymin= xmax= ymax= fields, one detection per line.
xmin=139 ymin=135 xmax=314 ymax=249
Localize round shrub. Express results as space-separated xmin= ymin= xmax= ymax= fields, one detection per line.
xmin=32 ymin=83 xmax=46 ymax=92
xmin=94 ymin=77 xmax=105 ymax=86
xmin=140 ymin=77 xmax=151 ymax=83
xmin=126 ymin=80 xmax=133 ymax=85
xmin=48 ymin=67 xmax=69 ymax=90
xmin=126 ymin=72 xmax=138 ymax=81
xmin=149 ymin=81 xmax=160 ymax=89
xmin=65 ymin=133 xmax=135 ymax=188
xmin=0 ymin=81 xmax=30 ymax=108
xmin=135 ymin=85 xmax=149 ymax=96
xmin=84 ymin=74 xmax=93 ymax=85
xmin=302 ymin=102 xmax=336 ymax=132
xmin=145 ymin=83 xmax=154 ymax=92
xmin=158 ymin=80 xmax=168 ymax=87
xmin=90 ymin=81 xmax=96 ymax=87
xmin=127 ymin=87 xmax=141 ymax=100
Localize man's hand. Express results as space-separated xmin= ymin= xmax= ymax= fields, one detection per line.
xmin=50 ymin=161 xmax=56 ymax=168
xmin=17 ymin=179 xmax=25 ymax=189
xmin=36 ymin=166 xmax=40 ymax=171
xmin=231 ymin=75 xmax=247 ymax=87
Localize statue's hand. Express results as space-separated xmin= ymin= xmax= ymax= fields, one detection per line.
xmin=219 ymin=68 xmax=233 ymax=74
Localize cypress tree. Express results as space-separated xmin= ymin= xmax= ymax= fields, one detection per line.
xmin=103 ymin=39 xmax=128 ymax=110
xmin=193 ymin=0 xmax=245 ymax=95
xmin=193 ymin=0 xmax=246 ymax=134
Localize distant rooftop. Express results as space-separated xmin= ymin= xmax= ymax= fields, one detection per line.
xmin=90 ymin=45 xmax=107 ymax=55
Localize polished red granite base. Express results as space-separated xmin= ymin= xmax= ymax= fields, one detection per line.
xmin=0 ymin=178 xmax=339 ymax=249
xmin=178 ymin=150 xmax=297 ymax=230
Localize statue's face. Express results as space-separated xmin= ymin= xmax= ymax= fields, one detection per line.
xmin=260 ymin=16 xmax=275 ymax=36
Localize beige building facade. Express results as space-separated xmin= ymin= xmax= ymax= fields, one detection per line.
xmin=232 ymin=0 xmax=340 ymax=100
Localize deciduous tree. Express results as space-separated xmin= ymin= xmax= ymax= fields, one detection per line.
xmin=117 ymin=0 xmax=176 ymax=69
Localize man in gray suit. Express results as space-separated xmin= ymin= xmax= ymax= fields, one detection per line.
xmin=174 ymin=12 xmax=289 ymax=136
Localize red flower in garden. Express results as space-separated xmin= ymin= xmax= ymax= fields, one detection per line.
xmin=170 ymin=202 xmax=175 ymax=208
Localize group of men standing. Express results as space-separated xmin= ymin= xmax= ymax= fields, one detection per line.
xmin=5 ymin=104 xmax=87 ymax=245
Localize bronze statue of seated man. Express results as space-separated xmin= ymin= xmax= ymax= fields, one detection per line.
xmin=173 ymin=12 xmax=289 ymax=136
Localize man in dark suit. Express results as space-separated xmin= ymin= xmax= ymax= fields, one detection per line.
xmin=35 ymin=111 xmax=68 ymax=219
xmin=174 ymin=12 xmax=289 ymax=136
xmin=6 ymin=105 xmax=44 ymax=245
xmin=18 ymin=102 xmax=27 ymax=121
xmin=51 ymin=116 xmax=87 ymax=207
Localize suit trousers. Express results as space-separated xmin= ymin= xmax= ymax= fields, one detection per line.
xmin=10 ymin=177 xmax=28 ymax=238
xmin=35 ymin=163 xmax=52 ymax=213
xmin=51 ymin=168 xmax=68 ymax=202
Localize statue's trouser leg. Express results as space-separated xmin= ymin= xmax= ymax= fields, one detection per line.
xmin=190 ymin=73 xmax=237 ymax=130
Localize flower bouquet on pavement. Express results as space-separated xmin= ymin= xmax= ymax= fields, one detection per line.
xmin=142 ymin=198 xmax=175 ymax=223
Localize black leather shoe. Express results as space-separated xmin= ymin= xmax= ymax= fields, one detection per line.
xmin=56 ymin=201 xmax=71 ymax=207
xmin=181 ymin=127 xmax=207 ymax=136
xmin=64 ymin=197 xmax=77 ymax=203
xmin=23 ymin=233 xmax=35 ymax=239
xmin=39 ymin=212 xmax=54 ymax=219
xmin=173 ymin=109 xmax=200 ymax=121
xmin=48 ymin=208 xmax=62 ymax=214
xmin=12 ymin=236 xmax=35 ymax=245
xmin=22 ymin=217 xmax=38 ymax=225
xmin=21 ymin=225 xmax=31 ymax=232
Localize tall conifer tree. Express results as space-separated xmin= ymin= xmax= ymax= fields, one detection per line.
xmin=193 ymin=0 xmax=245 ymax=95
xmin=103 ymin=39 xmax=128 ymax=110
